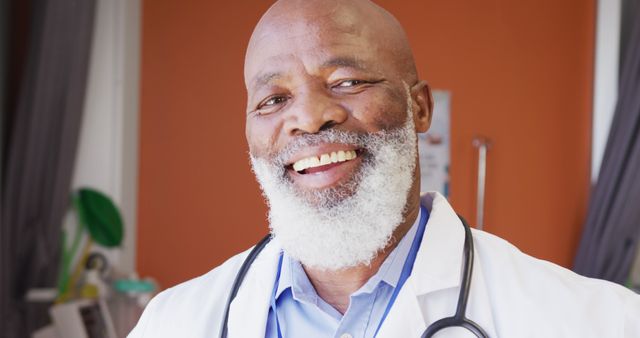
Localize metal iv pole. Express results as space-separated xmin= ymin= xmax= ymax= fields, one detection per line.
xmin=472 ymin=137 xmax=491 ymax=230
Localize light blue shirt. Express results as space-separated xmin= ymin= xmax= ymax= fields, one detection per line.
xmin=266 ymin=208 xmax=425 ymax=338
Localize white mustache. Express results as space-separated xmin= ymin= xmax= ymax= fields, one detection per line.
xmin=266 ymin=127 xmax=410 ymax=171
xmin=268 ymin=129 xmax=366 ymax=169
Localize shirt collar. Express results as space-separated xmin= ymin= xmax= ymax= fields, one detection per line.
xmin=275 ymin=208 xmax=423 ymax=301
xmin=275 ymin=253 xmax=319 ymax=304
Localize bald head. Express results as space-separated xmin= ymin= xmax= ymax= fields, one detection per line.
xmin=243 ymin=0 xmax=433 ymax=161
xmin=244 ymin=0 xmax=419 ymax=88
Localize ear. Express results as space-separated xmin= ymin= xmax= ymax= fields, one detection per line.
xmin=410 ymin=80 xmax=433 ymax=133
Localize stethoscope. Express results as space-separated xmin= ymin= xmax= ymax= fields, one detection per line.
xmin=219 ymin=214 xmax=489 ymax=338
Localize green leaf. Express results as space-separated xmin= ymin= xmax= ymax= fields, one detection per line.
xmin=77 ymin=188 xmax=124 ymax=247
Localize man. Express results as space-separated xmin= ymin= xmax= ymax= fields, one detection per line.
xmin=130 ymin=0 xmax=640 ymax=337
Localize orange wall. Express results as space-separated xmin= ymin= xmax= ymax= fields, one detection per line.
xmin=138 ymin=0 xmax=594 ymax=288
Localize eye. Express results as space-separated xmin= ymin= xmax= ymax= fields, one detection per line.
xmin=258 ymin=95 xmax=288 ymax=110
xmin=334 ymin=79 xmax=366 ymax=88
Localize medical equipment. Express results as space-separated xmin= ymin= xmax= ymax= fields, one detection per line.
xmin=472 ymin=137 xmax=491 ymax=231
xmin=219 ymin=215 xmax=489 ymax=338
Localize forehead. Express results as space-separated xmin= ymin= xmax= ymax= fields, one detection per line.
xmin=244 ymin=14 xmax=389 ymax=88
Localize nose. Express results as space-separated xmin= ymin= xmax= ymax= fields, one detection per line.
xmin=283 ymin=89 xmax=348 ymax=135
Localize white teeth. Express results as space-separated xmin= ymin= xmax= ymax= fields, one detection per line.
xmin=292 ymin=150 xmax=358 ymax=172
xmin=320 ymin=154 xmax=331 ymax=165
xmin=292 ymin=160 xmax=305 ymax=172
xmin=331 ymin=152 xmax=338 ymax=162
xmin=309 ymin=156 xmax=320 ymax=167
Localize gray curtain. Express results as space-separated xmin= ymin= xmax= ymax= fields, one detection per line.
xmin=0 ymin=0 xmax=7 ymax=148
xmin=573 ymin=10 xmax=640 ymax=284
xmin=0 ymin=0 xmax=95 ymax=336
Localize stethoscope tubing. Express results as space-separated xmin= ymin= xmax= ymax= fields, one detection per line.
xmin=219 ymin=234 xmax=273 ymax=338
xmin=219 ymin=215 xmax=489 ymax=338
xmin=422 ymin=216 xmax=489 ymax=338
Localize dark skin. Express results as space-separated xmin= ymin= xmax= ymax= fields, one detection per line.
xmin=244 ymin=0 xmax=434 ymax=314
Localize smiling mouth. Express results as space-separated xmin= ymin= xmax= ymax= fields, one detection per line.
xmin=290 ymin=150 xmax=358 ymax=174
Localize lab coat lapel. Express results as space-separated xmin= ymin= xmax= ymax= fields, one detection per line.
xmin=376 ymin=193 xmax=497 ymax=337
xmin=227 ymin=239 xmax=281 ymax=338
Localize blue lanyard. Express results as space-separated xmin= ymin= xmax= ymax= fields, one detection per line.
xmin=270 ymin=206 xmax=429 ymax=338
xmin=373 ymin=205 xmax=428 ymax=336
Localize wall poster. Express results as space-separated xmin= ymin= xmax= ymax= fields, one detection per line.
xmin=418 ymin=90 xmax=450 ymax=196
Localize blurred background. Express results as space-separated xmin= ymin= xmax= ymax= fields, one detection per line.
xmin=1 ymin=0 xmax=639 ymax=337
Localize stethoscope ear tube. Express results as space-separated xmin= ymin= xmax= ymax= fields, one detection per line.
xmin=219 ymin=234 xmax=272 ymax=338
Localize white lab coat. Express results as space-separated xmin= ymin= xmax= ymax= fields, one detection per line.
xmin=129 ymin=192 xmax=640 ymax=337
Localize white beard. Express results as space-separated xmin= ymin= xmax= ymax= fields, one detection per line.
xmin=250 ymin=102 xmax=417 ymax=271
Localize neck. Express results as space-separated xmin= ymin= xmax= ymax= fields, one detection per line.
xmin=303 ymin=193 xmax=421 ymax=314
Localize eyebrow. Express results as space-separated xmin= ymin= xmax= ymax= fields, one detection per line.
xmin=320 ymin=56 xmax=368 ymax=72
xmin=252 ymin=72 xmax=281 ymax=91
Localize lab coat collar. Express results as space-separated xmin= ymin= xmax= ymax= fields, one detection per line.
xmin=374 ymin=192 xmax=497 ymax=337
xmin=371 ymin=192 xmax=467 ymax=337
xmin=227 ymin=237 xmax=281 ymax=338
xmin=411 ymin=192 xmax=466 ymax=295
